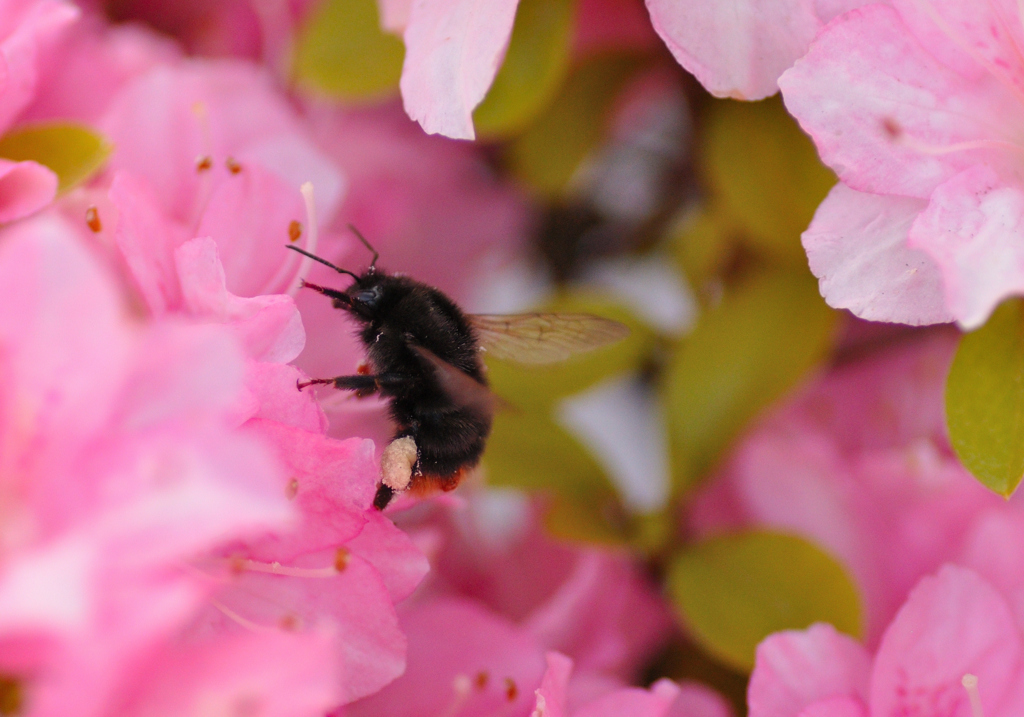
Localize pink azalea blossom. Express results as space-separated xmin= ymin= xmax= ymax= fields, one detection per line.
xmin=779 ymin=0 xmax=1024 ymax=328
xmin=0 ymin=213 xmax=352 ymax=717
xmin=690 ymin=330 xmax=1008 ymax=643
xmin=749 ymin=565 xmax=1024 ymax=717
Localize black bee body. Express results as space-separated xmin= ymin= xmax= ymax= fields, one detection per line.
xmin=289 ymin=233 xmax=628 ymax=511
xmin=353 ymin=273 xmax=492 ymax=487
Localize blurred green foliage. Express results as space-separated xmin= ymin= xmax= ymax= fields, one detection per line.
xmin=474 ymin=0 xmax=576 ymax=138
xmin=702 ymin=96 xmax=835 ymax=265
xmin=665 ymin=268 xmax=836 ymax=493
xmin=293 ymin=0 xmax=404 ymax=99
xmin=0 ymin=123 xmax=111 ymax=193
xmin=506 ymin=53 xmax=643 ymax=195
xmin=667 ymin=531 xmax=862 ymax=672
xmin=947 ymin=299 xmax=1024 ymax=497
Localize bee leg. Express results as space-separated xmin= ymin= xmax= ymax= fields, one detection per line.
xmin=375 ymin=436 xmax=418 ymax=510
xmin=298 ymin=373 xmax=413 ymax=394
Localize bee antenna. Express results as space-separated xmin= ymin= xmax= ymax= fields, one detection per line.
xmin=285 ymin=245 xmax=361 ymax=282
xmin=347 ymin=224 xmax=379 ymax=270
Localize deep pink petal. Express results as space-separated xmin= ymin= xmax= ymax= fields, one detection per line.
xmin=645 ymin=0 xmax=820 ymax=100
xmin=399 ymin=0 xmax=520 ymax=139
xmin=749 ymin=624 xmax=871 ymax=717
xmin=908 ymin=165 xmax=1024 ymax=329
xmin=575 ymin=678 xmax=681 ymax=717
xmin=803 ymin=183 xmax=952 ymax=325
xmin=779 ymin=4 xmax=1021 ymax=198
xmin=871 ymin=565 xmax=1023 ymax=717
xmin=345 ymin=511 xmax=430 ymax=603
xmin=796 ymin=696 xmax=867 ymax=717
xmin=665 ymin=682 xmax=735 ymax=717
xmin=534 ymin=651 xmax=573 ymax=717
xmin=0 ymin=159 xmax=56 ymax=223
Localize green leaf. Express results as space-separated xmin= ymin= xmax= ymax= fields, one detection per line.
xmin=0 ymin=123 xmax=111 ymax=193
xmin=293 ymin=0 xmax=404 ymax=100
xmin=473 ymin=0 xmax=576 ymax=139
xmin=703 ymin=96 xmax=835 ymax=263
xmin=484 ymin=410 xmax=628 ymax=544
xmin=506 ymin=53 xmax=642 ymax=195
xmin=667 ymin=531 xmax=863 ymax=672
xmin=946 ymin=299 xmax=1024 ymax=496
xmin=484 ymin=292 xmax=656 ymax=411
xmin=664 ymin=269 xmax=835 ymax=491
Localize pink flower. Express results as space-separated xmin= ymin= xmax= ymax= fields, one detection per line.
xmin=0 ymin=212 xmax=349 ymax=716
xmin=690 ymin=331 xmax=1007 ymax=643
xmin=749 ymin=565 xmax=1024 ymax=717
xmin=779 ymin=1 xmax=1024 ymax=328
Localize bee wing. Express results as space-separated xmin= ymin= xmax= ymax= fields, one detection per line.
xmin=409 ymin=345 xmax=500 ymax=417
xmin=468 ymin=313 xmax=630 ymax=364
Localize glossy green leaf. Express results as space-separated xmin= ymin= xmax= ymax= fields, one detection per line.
xmin=473 ymin=0 xmax=576 ymax=139
xmin=484 ymin=410 xmax=627 ymax=543
xmin=484 ymin=292 xmax=656 ymax=411
xmin=946 ymin=299 xmax=1024 ymax=496
xmin=703 ymin=96 xmax=834 ymax=263
xmin=665 ymin=269 xmax=835 ymax=490
xmin=293 ymin=0 xmax=404 ymax=100
xmin=667 ymin=531 xmax=862 ymax=672
xmin=0 ymin=123 xmax=111 ymax=193
xmin=506 ymin=53 xmax=642 ymax=195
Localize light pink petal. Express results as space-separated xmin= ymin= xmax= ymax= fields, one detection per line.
xmin=779 ymin=4 xmax=1022 ymax=199
xmin=959 ymin=510 xmax=1024 ymax=624
xmin=575 ymin=678 xmax=681 ymax=717
xmin=349 ymin=598 xmax=548 ymax=716
xmin=533 ymin=651 xmax=573 ymax=717
xmin=645 ymin=0 xmax=820 ymax=100
xmin=380 ymin=0 xmax=414 ymax=33
xmin=908 ymin=165 xmax=1024 ymax=329
xmin=890 ymin=0 xmax=1024 ymax=94
xmin=0 ymin=538 xmax=92 ymax=633
xmin=119 ymin=629 xmax=340 ymax=717
xmin=796 ymin=696 xmax=867 ymax=717
xmin=0 ymin=213 xmax=132 ymax=467
xmin=0 ymin=0 xmax=78 ymax=133
xmin=244 ymin=361 xmax=328 ymax=433
xmin=802 ymin=182 xmax=952 ymax=325
xmin=0 ymin=159 xmax=56 ymax=222
xmin=399 ymin=0 xmax=521 ymax=140
xmin=175 ymin=236 xmax=306 ymax=362
xmin=871 ymin=565 xmax=1023 ymax=717
xmin=749 ymin=624 xmax=871 ymax=717
xmin=111 ymin=170 xmax=189 ymax=314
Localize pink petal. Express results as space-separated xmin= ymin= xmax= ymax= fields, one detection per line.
xmin=345 ymin=511 xmax=430 ymax=603
xmin=575 ymin=678 xmax=681 ymax=717
xmin=0 ymin=159 xmax=56 ymax=222
xmin=870 ymin=565 xmax=1022 ymax=717
xmin=534 ymin=651 xmax=573 ymax=717
xmin=665 ymin=682 xmax=735 ymax=717
xmin=908 ymin=165 xmax=1024 ymax=329
xmin=802 ymin=183 xmax=952 ymax=325
xmin=379 ymin=0 xmax=414 ymax=34
xmin=244 ymin=361 xmax=328 ymax=434
xmin=349 ymin=598 xmax=548 ymax=716
xmin=779 ymin=4 xmax=1021 ymax=199
xmin=111 ymin=170 xmax=189 ymax=314
xmin=399 ymin=0 xmax=521 ymax=140
xmin=645 ymin=0 xmax=820 ymax=100
xmin=175 ymin=237 xmax=306 ymax=362
xmin=748 ymin=624 xmax=871 ymax=717
xmin=119 ymin=630 xmax=340 ymax=717
xmin=796 ymin=696 xmax=867 ymax=717
xmin=890 ymin=0 xmax=1024 ymax=95
xmin=0 ymin=0 xmax=79 ymax=133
